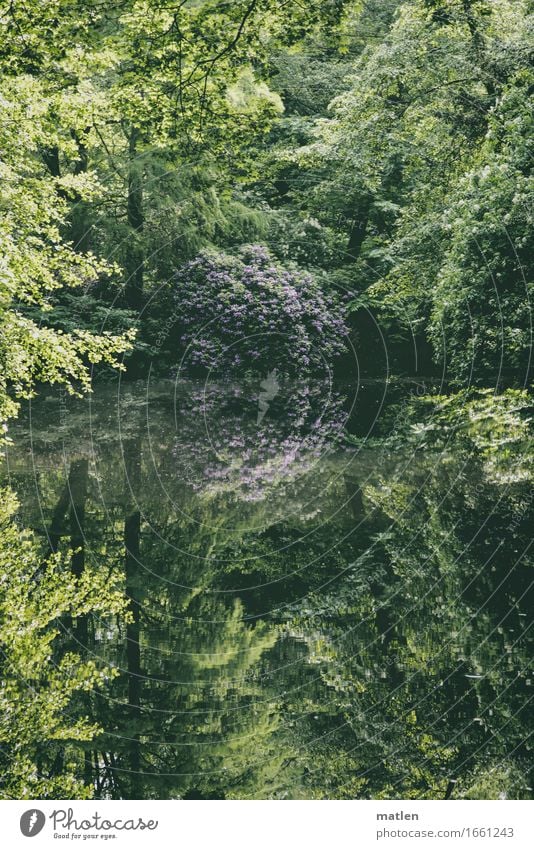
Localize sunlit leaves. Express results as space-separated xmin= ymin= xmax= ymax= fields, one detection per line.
xmin=0 ymin=489 xmax=128 ymax=799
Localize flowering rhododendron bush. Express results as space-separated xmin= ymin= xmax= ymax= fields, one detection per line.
xmin=171 ymin=245 xmax=348 ymax=376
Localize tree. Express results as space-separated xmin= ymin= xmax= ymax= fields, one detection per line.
xmin=0 ymin=68 xmax=133 ymax=427
xmin=429 ymin=74 xmax=533 ymax=382
xmin=282 ymin=0 xmax=531 ymax=379
xmin=0 ymin=0 xmax=354 ymax=317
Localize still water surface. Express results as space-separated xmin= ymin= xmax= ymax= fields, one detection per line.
xmin=3 ymin=379 xmax=533 ymax=799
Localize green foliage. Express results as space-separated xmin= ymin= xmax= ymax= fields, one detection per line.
xmin=0 ymin=70 xmax=134 ymax=423
xmin=0 ymin=489 xmax=128 ymax=799
xmin=429 ymin=76 xmax=533 ymax=380
xmin=262 ymin=0 xmax=532 ymax=378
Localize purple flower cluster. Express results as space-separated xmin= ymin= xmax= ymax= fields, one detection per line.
xmin=171 ymin=245 xmax=348 ymax=376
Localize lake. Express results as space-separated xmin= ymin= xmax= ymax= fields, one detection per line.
xmin=2 ymin=378 xmax=532 ymax=799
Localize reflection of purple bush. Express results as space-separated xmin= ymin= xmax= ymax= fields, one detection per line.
xmin=171 ymin=245 xmax=348 ymax=374
xmin=173 ymin=381 xmax=348 ymax=505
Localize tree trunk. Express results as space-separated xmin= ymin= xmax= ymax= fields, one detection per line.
xmin=346 ymin=198 xmax=371 ymax=262
xmin=42 ymin=145 xmax=61 ymax=178
xmin=461 ymin=0 xmax=495 ymax=98
xmin=46 ymin=483 xmax=71 ymax=557
xmin=125 ymin=128 xmax=144 ymax=311
xmin=70 ymin=129 xmax=92 ymax=252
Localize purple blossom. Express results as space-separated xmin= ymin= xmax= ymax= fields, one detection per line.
xmin=170 ymin=245 xmax=348 ymax=377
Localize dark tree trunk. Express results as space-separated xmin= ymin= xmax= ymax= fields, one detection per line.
xmin=346 ymin=197 xmax=371 ymax=262
xmin=46 ymin=459 xmax=88 ymax=559
xmin=41 ymin=132 xmax=92 ymax=250
xmin=46 ymin=483 xmax=71 ymax=557
xmin=125 ymin=128 xmax=144 ymax=311
xmin=70 ymin=128 xmax=92 ymax=252
xmin=45 ymin=459 xmax=92 ymax=787
xmin=461 ymin=1 xmax=495 ymax=98
xmin=42 ymin=145 xmax=61 ymax=178
xmin=68 ymin=459 xmax=92 ymax=786
xmin=344 ymin=474 xmax=365 ymax=521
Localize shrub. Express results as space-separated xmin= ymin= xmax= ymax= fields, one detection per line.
xmin=171 ymin=245 xmax=348 ymax=376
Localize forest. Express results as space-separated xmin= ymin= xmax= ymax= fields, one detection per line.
xmin=0 ymin=0 xmax=532 ymax=800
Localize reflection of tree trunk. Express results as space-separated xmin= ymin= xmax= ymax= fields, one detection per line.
xmin=46 ymin=459 xmax=89 ymax=562
xmin=68 ymin=458 xmax=92 ymax=786
xmin=444 ymin=779 xmax=457 ymax=799
xmin=345 ymin=473 xmax=406 ymax=678
xmin=69 ymin=459 xmax=89 ymax=644
xmin=124 ymin=439 xmax=142 ymax=797
xmin=101 ymin=750 xmax=125 ymax=799
xmin=46 ymin=459 xmax=92 ymax=786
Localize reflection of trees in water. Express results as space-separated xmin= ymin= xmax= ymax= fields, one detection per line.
xmin=287 ymin=393 xmax=534 ymax=799
xmin=6 ymin=381 xmax=352 ymax=798
xmin=4 ymin=385 xmax=533 ymax=799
